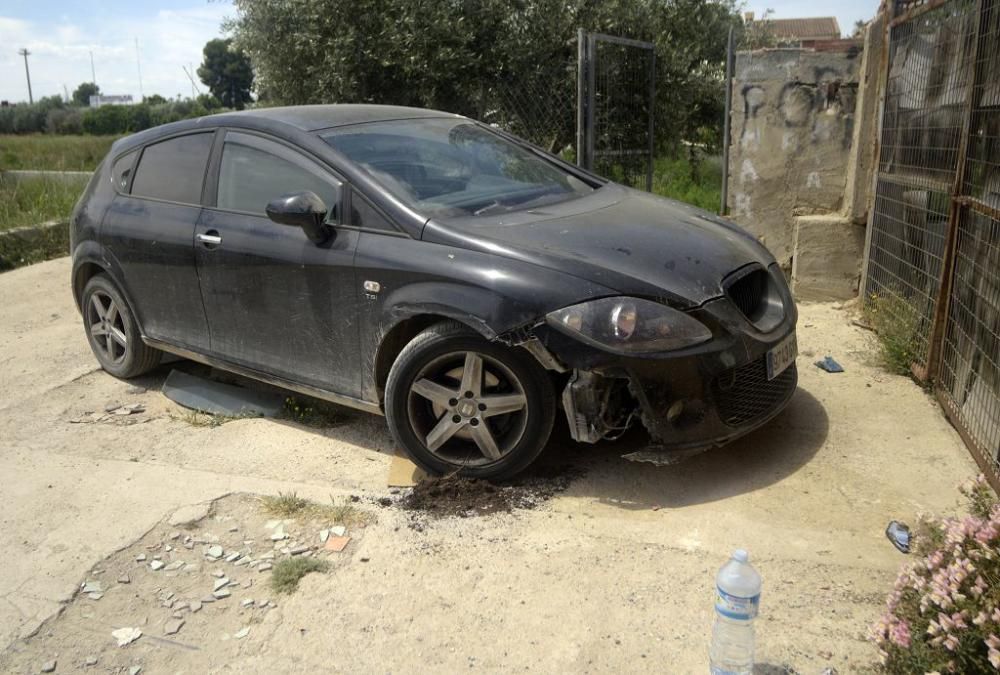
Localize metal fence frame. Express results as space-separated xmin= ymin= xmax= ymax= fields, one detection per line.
xmin=862 ymin=0 xmax=1000 ymax=489
xmin=576 ymin=30 xmax=656 ymax=191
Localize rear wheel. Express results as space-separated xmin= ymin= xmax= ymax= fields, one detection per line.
xmin=82 ymin=274 xmax=161 ymax=379
xmin=385 ymin=322 xmax=555 ymax=480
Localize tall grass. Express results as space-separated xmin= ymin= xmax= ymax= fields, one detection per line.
xmin=0 ymin=134 xmax=117 ymax=171
xmin=863 ymin=291 xmax=926 ymax=375
xmin=0 ymin=178 xmax=83 ymax=231
xmin=651 ymin=154 xmax=723 ymax=212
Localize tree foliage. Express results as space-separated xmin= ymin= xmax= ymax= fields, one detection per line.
xmin=197 ymin=38 xmax=254 ymax=110
xmin=229 ymin=0 xmax=746 ymax=153
xmin=72 ymin=82 xmax=100 ymax=107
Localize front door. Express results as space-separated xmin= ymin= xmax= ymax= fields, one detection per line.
xmin=194 ymin=131 xmax=361 ymax=397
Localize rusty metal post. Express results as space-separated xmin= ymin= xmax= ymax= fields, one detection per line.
xmin=720 ymin=26 xmax=734 ymax=215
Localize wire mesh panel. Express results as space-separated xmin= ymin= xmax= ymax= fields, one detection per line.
xmin=578 ymin=33 xmax=655 ymax=191
xmin=878 ymin=0 xmax=977 ymax=189
xmin=863 ymin=0 xmax=978 ymax=370
xmin=962 ymin=0 xmax=1000 ymax=207
xmin=865 ymin=178 xmax=951 ymax=367
xmin=939 ymin=209 xmax=1000 ymax=479
xmin=937 ymin=0 xmax=1000 ymax=484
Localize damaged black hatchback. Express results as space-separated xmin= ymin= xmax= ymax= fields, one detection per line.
xmin=70 ymin=104 xmax=797 ymax=479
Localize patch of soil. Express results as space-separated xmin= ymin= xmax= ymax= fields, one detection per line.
xmin=399 ymin=464 xmax=583 ymax=518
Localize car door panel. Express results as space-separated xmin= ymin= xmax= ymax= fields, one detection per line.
xmin=102 ymin=198 xmax=210 ymax=349
xmin=101 ymin=132 xmax=214 ymax=351
xmin=195 ymin=209 xmax=360 ymax=394
xmin=194 ymin=131 xmax=361 ymax=397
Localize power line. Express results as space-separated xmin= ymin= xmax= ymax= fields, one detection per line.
xmin=18 ymin=48 xmax=33 ymax=104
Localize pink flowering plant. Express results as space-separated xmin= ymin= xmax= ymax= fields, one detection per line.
xmin=871 ymin=475 xmax=1000 ymax=673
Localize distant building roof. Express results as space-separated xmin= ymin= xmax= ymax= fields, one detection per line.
xmin=746 ymin=14 xmax=842 ymax=41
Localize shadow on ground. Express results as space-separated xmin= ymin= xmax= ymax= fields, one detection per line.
xmin=533 ymin=385 xmax=828 ymax=510
xmin=131 ymin=360 xmax=828 ymax=506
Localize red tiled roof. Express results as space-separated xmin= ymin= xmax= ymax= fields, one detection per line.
xmin=756 ymin=17 xmax=842 ymax=40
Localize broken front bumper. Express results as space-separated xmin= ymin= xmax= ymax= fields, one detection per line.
xmin=539 ymin=294 xmax=799 ymax=459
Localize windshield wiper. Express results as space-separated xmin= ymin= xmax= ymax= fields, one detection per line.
xmin=473 ymin=200 xmax=503 ymax=216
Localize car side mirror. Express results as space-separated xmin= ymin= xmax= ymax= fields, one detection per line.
xmin=265 ymin=190 xmax=334 ymax=245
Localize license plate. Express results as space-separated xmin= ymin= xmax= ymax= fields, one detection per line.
xmin=766 ymin=332 xmax=797 ymax=380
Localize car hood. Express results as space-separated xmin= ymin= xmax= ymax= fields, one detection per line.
xmin=421 ymin=184 xmax=776 ymax=308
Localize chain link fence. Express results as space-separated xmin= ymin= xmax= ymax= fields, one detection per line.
xmin=473 ymin=30 xmax=656 ymax=191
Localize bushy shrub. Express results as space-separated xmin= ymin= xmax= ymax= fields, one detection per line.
xmin=871 ymin=475 xmax=1000 ymax=673
xmin=45 ymin=108 xmax=83 ymax=134
xmin=2 ymin=98 xmax=227 ymax=136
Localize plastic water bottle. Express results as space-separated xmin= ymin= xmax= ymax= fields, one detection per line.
xmin=709 ymin=549 xmax=761 ymax=675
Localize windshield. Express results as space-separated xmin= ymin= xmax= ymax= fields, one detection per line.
xmin=321 ymin=118 xmax=594 ymax=218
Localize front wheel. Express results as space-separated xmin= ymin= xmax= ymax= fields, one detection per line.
xmin=385 ymin=322 xmax=555 ymax=480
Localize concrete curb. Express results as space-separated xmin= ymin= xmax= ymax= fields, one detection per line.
xmin=0 ymin=220 xmax=70 ymax=272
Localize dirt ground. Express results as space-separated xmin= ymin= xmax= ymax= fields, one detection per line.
xmin=0 ymin=257 xmax=978 ymax=674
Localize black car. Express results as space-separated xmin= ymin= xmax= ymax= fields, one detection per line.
xmin=70 ymin=104 xmax=797 ymax=479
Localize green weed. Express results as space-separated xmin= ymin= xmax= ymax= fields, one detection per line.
xmin=0 ymin=177 xmax=82 ymax=232
xmin=0 ymin=134 xmax=117 ymax=171
xmin=862 ymin=292 xmax=925 ymax=376
xmin=270 ymin=557 xmax=329 ymax=594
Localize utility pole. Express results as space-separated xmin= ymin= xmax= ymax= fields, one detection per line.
xmin=18 ymin=48 xmax=33 ymax=104
xmin=89 ymin=50 xmax=97 ymax=86
xmin=135 ymin=38 xmax=144 ymax=99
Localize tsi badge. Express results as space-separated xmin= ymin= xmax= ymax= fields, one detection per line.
xmin=363 ymin=280 xmax=381 ymax=300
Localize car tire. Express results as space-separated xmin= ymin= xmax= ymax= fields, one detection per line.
xmin=81 ymin=274 xmax=161 ymax=379
xmin=385 ymin=321 xmax=555 ymax=480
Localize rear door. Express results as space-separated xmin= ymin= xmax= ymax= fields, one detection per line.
xmin=101 ymin=131 xmax=214 ymax=350
xmin=194 ymin=130 xmax=361 ymax=397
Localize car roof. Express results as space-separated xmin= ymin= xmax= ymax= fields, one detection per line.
xmin=218 ymin=104 xmax=460 ymax=131
xmin=111 ymin=104 xmax=463 ymax=155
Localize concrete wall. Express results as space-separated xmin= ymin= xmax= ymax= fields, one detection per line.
xmin=726 ymin=43 xmax=874 ymax=300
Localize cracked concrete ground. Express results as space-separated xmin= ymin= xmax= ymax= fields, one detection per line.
xmin=0 ymin=257 xmax=978 ymax=673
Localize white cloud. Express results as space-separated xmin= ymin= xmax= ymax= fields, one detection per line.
xmin=0 ymin=3 xmax=233 ymax=103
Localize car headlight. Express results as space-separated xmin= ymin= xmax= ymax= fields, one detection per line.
xmin=545 ymin=297 xmax=712 ymax=354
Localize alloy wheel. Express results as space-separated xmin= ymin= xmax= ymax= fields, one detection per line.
xmin=406 ymin=351 xmax=529 ymax=466
xmin=87 ymin=290 xmax=128 ymax=365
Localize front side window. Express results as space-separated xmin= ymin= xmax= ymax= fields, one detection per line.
xmin=216 ymin=132 xmax=341 ymax=219
xmin=321 ymin=118 xmax=594 ymax=219
xmin=131 ymin=133 xmax=213 ymax=204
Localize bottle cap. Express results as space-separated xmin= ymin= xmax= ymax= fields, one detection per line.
xmin=732 ymin=549 xmax=749 ymax=563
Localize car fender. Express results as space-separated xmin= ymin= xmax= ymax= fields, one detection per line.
xmin=71 ymin=242 xmax=143 ymax=333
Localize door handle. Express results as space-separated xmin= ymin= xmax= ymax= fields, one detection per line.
xmin=196 ymin=231 xmax=222 ymax=247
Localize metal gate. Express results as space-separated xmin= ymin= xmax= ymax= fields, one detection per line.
xmin=862 ymin=0 xmax=1000 ymax=486
xmin=576 ymin=30 xmax=656 ymax=191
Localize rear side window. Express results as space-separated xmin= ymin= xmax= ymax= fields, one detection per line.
xmin=111 ymin=150 xmax=137 ymax=192
xmin=216 ymin=132 xmax=341 ymax=219
xmin=131 ymin=133 xmax=213 ymax=204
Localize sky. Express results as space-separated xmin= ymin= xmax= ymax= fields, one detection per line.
xmin=0 ymin=0 xmax=232 ymax=103
xmin=0 ymin=0 xmax=882 ymax=105
xmin=745 ymin=0 xmax=879 ymax=36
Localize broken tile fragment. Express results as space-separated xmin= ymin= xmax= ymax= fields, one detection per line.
xmin=324 ymin=536 xmax=351 ymax=552
xmin=111 ymin=627 xmax=142 ymax=647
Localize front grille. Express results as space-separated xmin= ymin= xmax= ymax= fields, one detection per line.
xmin=712 ymin=357 xmax=797 ymax=427
xmin=726 ymin=268 xmax=768 ymax=320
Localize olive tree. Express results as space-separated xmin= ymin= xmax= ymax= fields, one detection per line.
xmin=228 ymin=0 xmax=744 ymax=153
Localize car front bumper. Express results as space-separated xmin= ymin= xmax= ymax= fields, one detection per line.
xmin=538 ymin=291 xmax=799 ymax=458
